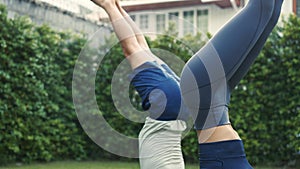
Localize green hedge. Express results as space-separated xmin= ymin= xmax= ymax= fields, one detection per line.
xmin=230 ymin=15 xmax=300 ymax=165
xmin=0 ymin=5 xmax=88 ymax=163
xmin=0 ymin=4 xmax=299 ymax=166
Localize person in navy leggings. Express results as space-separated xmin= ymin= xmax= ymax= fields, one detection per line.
xmin=180 ymin=0 xmax=284 ymax=168
xmin=90 ymin=0 xmax=284 ymax=168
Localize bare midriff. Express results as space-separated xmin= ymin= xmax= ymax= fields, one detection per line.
xmin=197 ymin=124 xmax=241 ymax=144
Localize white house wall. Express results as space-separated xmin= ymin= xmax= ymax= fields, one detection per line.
xmin=0 ymin=0 xmax=111 ymax=36
xmin=208 ymin=5 xmax=237 ymax=35
xmin=281 ymin=0 xmax=293 ymax=17
xmin=127 ymin=0 xmax=294 ymax=38
xmin=128 ymin=4 xmax=239 ymax=37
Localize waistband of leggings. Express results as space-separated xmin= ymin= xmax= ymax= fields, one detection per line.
xmin=199 ymin=139 xmax=246 ymax=159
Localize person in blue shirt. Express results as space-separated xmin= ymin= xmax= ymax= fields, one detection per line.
xmin=90 ymin=0 xmax=284 ymax=168
xmin=91 ymin=0 xmax=188 ymax=168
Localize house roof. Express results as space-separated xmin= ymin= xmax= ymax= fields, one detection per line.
xmin=122 ymin=0 xmax=242 ymax=12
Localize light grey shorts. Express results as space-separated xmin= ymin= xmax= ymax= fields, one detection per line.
xmin=139 ymin=117 xmax=187 ymax=169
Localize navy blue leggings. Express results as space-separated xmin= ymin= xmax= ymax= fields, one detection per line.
xmin=180 ymin=0 xmax=283 ymax=130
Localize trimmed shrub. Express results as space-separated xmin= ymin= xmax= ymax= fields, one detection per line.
xmin=0 ymin=5 xmax=87 ymax=163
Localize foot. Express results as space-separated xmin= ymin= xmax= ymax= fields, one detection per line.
xmin=115 ymin=0 xmax=120 ymax=7
xmin=115 ymin=0 xmax=122 ymax=12
xmin=90 ymin=0 xmax=115 ymax=8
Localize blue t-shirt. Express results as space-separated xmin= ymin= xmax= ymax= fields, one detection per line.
xmin=129 ymin=61 xmax=188 ymax=121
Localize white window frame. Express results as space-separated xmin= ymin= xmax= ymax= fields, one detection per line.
xmin=183 ymin=10 xmax=195 ymax=35
xmin=197 ymin=9 xmax=209 ymax=33
xmin=140 ymin=14 xmax=149 ymax=30
xmin=168 ymin=12 xmax=179 ymax=30
xmin=156 ymin=14 xmax=166 ymax=33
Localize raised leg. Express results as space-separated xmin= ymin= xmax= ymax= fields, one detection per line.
xmin=228 ymin=0 xmax=284 ymax=89
xmin=180 ymin=0 xmax=281 ymax=132
xmin=179 ymin=0 xmax=283 ymax=168
xmin=91 ymin=0 xmax=155 ymax=69
xmin=209 ymin=0 xmax=276 ymax=80
xmin=115 ymin=0 xmax=166 ymax=66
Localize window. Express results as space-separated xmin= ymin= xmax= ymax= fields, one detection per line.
xmin=156 ymin=14 xmax=166 ymax=33
xmin=197 ymin=9 xmax=208 ymax=33
xmin=168 ymin=12 xmax=179 ymax=30
xmin=140 ymin=14 xmax=149 ymax=29
xmin=183 ymin=11 xmax=194 ymax=35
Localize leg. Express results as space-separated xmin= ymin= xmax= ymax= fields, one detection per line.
xmin=91 ymin=0 xmax=154 ymax=69
xmin=115 ymin=0 xmax=149 ymax=50
xmin=115 ymin=0 xmax=166 ymax=66
xmin=180 ymin=0 xmax=282 ymax=134
xmin=139 ymin=118 xmax=186 ymax=169
xmin=228 ymin=0 xmax=284 ymax=89
xmin=209 ymin=0 xmax=276 ymax=79
xmin=180 ymin=0 xmax=283 ymax=168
